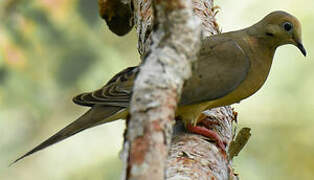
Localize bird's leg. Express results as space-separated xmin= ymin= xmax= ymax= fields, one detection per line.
xmin=186 ymin=124 xmax=225 ymax=150
xmin=186 ymin=113 xmax=227 ymax=154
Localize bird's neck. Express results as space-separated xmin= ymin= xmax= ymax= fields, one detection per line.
xmin=241 ymin=28 xmax=276 ymax=60
xmin=246 ymin=25 xmax=280 ymax=54
xmin=228 ymin=29 xmax=275 ymax=91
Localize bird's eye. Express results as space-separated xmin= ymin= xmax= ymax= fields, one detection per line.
xmin=283 ymin=22 xmax=293 ymax=32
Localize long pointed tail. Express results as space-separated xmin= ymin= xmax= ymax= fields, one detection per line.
xmin=11 ymin=106 xmax=125 ymax=165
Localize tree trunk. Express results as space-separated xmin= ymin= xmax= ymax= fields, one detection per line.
xmin=123 ymin=0 xmax=201 ymax=179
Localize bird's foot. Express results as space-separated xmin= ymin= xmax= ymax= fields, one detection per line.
xmin=186 ymin=124 xmax=226 ymax=151
xmin=186 ymin=115 xmax=227 ymax=156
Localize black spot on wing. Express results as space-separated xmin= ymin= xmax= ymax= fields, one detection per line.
xmin=73 ymin=66 xmax=139 ymax=107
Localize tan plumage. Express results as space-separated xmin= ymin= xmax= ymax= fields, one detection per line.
xmin=13 ymin=11 xmax=306 ymax=164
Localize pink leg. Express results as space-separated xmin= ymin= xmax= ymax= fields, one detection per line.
xmin=186 ymin=124 xmax=226 ymax=152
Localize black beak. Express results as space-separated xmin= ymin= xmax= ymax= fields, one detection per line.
xmin=297 ymin=42 xmax=307 ymax=57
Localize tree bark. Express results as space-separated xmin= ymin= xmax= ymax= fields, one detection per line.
xmin=123 ymin=0 xmax=201 ymax=179
xmin=167 ymin=107 xmax=238 ymax=180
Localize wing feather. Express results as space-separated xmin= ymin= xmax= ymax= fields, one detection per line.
xmin=73 ymin=36 xmax=250 ymax=108
xmin=179 ymin=36 xmax=250 ymax=105
xmin=73 ymin=66 xmax=138 ymax=107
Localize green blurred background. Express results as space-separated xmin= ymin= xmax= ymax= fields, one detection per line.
xmin=0 ymin=0 xmax=313 ymax=179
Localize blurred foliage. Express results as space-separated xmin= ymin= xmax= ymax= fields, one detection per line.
xmin=0 ymin=0 xmax=137 ymax=179
xmin=0 ymin=0 xmax=313 ymax=180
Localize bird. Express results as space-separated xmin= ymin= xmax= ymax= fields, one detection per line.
xmin=13 ymin=11 xmax=306 ymax=164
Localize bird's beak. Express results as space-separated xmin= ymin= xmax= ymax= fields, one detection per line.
xmin=296 ymin=42 xmax=307 ymax=57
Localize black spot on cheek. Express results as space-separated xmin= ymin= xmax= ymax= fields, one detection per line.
xmin=266 ymin=32 xmax=274 ymax=37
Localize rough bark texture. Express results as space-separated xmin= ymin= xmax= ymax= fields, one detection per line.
xmin=123 ymin=0 xmax=201 ymax=180
xmin=167 ymin=108 xmax=238 ymax=180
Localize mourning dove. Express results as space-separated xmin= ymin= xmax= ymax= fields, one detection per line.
xmin=13 ymin=11 xmax=306 ymax=164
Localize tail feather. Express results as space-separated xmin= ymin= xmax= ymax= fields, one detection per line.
xmin=11 ymin=106 xmax=125 ymax=165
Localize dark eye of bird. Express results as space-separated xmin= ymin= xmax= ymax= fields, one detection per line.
xmin=283 ymin=22 xmax=293 ymax=32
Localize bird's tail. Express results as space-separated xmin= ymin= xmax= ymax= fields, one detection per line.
xmin=11 ymin=106 xmax=127 ymax=165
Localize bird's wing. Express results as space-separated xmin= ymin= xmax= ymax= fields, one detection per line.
xmin=180 ymin=36 xmax=250 ymax=105
xmin=73 ymin=66 xmax=139 ymax=107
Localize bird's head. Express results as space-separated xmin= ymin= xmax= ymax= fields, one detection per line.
xmin=257 ymin=11 xmax=306 ymax=56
